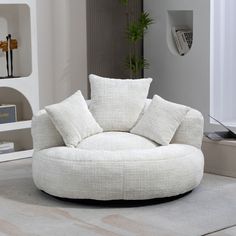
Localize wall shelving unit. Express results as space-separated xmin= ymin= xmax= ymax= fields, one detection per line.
xmin=0 ymin=150 xmax=33 ymax=162
xmin=0 ymin=120 xmax=31 ymax=132
xmin=0 ymin=0 xmax=39 ymax=162
xmin=167 ymin=10 xmax=193 ymax=56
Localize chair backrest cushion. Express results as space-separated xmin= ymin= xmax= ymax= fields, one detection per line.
xmin=89 ymin=74 xmax=152 ymax=131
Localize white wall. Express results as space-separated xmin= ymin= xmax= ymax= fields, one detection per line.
xmin=36 ymin=0 xmax=88 ymax=108
xmin=144 ymin=0 xmax=212 ymax=131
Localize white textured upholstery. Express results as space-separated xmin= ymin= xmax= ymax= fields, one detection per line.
xmin=33 ymin=143 xmax=204 ymax=200
xmin=77 ymin=132 xmax=158 ymax=151
xmin=32 ymin=99 xmax=204 ymax=151
xmin=31 ymin=110 xmax=64 ymax=151
xmin=45 ymin=91 xmax=102 ymax=147
xmin=89 ymin=74 xmax=152 ymax=131
xmin=32 ymin=98 xmax=204 ymax=200
xmin=171 ymin=109 xmax=204 ymax=149
xmin=131 ymin=95 xmax=189 ymax=146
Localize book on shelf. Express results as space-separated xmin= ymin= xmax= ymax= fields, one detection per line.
xmin=0 ymin=104 xmax=17 ymax=124
xmin=0 ymin=142 xmax=14 ymax=154
xmin=172 ymin=26 xmax=193 ymax=56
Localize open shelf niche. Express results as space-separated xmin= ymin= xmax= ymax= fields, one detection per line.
xmin=0 ymin=4 xmax=32 ymax=78
xmin=0 ymin=129 xmax=33 ymax=162
xmin=0 ymin=87 xmax=32 ymax=133
xmin=0 ymin=0 xmax=38 ymax=162
xmin=167 ymin=10 xmax=193 ymax=56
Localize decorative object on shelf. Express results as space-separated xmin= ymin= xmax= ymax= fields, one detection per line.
xmin=0 ymin=104 xmax=17 ymax=124
xmin=5 ymin=36 xmax=9 ymax=77
xmin=119 ymin=0 xmax=154 ymax=79
xmin=172 ymin=26 xmax=193 ymax=56
xmin=0 ymin=142 xmax=14 ymax=154
xmin=8 ymin=34 xmax=17 ymax=77
xmin=0 ymin=34 xmax=18 ymax=78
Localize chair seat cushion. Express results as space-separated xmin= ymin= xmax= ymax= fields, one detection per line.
xmin=32 ymin=131 xmax=204 ymax=200
xmin=77 ymin=132 xmax=158 ymax=151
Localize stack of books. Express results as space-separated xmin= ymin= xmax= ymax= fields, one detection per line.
xmin=172 ymin=26 xmax=193 ymax=56
xmin=0 ymin=142 xmax=14 ymax=154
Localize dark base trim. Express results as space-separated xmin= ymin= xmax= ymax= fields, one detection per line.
xmin=42 ymin=190 xmax=192 ymax=207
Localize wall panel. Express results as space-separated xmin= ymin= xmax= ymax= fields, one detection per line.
xmin=87 ymin=0 xmax=142 ymax=80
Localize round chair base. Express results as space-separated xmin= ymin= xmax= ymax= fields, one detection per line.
xmin=33 ymin=132 xmax=204 ymax=200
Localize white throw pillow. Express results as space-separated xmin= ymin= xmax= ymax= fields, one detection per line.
xmin=89 ymin=74 xmax=152 ymax=131
xmin=131 ymin=95 xmax=189 ymax=146
xmin=45 ymin=90 xmax=103 ymax=148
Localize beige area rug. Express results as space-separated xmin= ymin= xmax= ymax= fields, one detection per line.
xmin=0 ymin=158 xmax=236 ymax=236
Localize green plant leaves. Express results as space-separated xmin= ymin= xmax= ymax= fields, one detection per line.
xmin=127 ymin=12 xmax=154 ymax=42
xmin=139 ymin=12 xmax=154 ymax=31
xmin=119 ymin=0 xmax=128 ymax=6
xmin=119 ymin=0 xmax=154 ymax=78
xmin=127 ymin=23 xmax=143 ymax=42
xmin=126 ymin=55 xmax=150 ymax=78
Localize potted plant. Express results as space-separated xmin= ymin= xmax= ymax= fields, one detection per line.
xmin=120 ymin=0 xmax=154 ymax=79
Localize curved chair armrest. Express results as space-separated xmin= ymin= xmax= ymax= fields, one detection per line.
xmin=171 ymin=109 xmax=204 ymax=149
xmin=31 ymin=110 xmax=64 ymax=151
xmin=32 ymin=100 xmax=91 ymax=151
xmin=141 ymin=99 xmax=204 ymax=149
